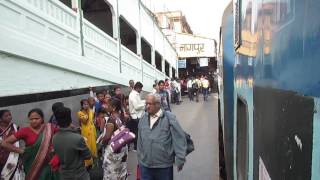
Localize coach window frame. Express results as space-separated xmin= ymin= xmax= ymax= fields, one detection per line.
xmin=234 ymin=0 xmax=242 ymax=50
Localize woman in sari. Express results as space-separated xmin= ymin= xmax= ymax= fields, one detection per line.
xmin=1 ymin=108 xmax=59 ymax=180
xmin=77 ymin=99 xmax=97 ymax=168
xmin=0 ymin=110 xmax=21 ymax=180
xmin=102 ymin=98 xmax=128 ymax=180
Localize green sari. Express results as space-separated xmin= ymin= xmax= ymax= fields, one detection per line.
xmin=23 ymin=124 xmax=60 ymax=180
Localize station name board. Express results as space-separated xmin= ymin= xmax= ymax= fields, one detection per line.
xmin=175 ymin=34 xmax=216 ymax=58
xmin=179 ymin=43 xmax=205 ymax=55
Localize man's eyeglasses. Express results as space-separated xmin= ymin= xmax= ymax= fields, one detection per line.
xmin=146 ymin=102 xmax=160 ymax=106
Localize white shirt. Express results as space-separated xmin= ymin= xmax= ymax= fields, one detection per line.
xmin=152 ymin=88 xmax=157 ymax=94
xmin=177 ymin=82 xmax=181 ymax=91
xmin=187 ymin=80 xmax=193 ymax=88
xmin=150 ymin=109 xmax=162 ymax=128
xmin=89 ymin=90 xmax=98 ymax=102
xmin=172 ymin=80 xmax=177 ymax=87
xmin=129 ymin=90 xmax=146 ymax=119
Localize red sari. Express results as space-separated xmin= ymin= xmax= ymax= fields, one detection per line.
xmin=14 ymin=123 xmax=60 ymax=180
xmin=0 ymin=123 xmax=19 ymax=179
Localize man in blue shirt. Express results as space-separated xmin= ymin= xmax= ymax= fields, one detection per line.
xmin=94 ymin=91 xmax=105 ymax=115
xmin=158 ymin=80 xmax=171 ymax=112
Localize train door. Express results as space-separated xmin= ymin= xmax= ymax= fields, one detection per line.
xmin=236 ymin=97 xmax=249 ymax=180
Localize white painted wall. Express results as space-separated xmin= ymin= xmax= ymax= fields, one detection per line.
xmin=0 ymin=0 xmax=178 ymax=97
xmin=106 ymin=0 xmax=176 ymax=66
xmin=154 ymin=27 xmax=165 ymax=56
xmin=0 ymin=53 xmax=111 ymax=97
xmin=140 ymin=8 xmax=154 ymax=47
xmin=118 ymin=0 xmax=140 ymax=30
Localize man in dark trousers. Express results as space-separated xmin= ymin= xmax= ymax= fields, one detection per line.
xmin=128 ymin=81 xmax=145 ymax=150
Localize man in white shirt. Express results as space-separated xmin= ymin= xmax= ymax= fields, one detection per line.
xmin=187 ymin=78 xmax=193 ymax=101
xmin=128 ymin=81 xmax=145 ymax=150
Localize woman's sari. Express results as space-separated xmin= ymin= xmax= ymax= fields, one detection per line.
xmin=77 ymin=110 xmax=97 ymax=167
xmin=0 ymin=123 xmax=23 ymax=180
xmin=103 ymin=145 xmax=128 ymax=180
xmin=23 ymin=123 xmax=59 ymax=180
xmin=102 ymin=116 xmax=128 ymax=180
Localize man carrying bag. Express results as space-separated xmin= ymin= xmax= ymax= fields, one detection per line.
xmin=137 ymin=93 xmax=188 ymax=180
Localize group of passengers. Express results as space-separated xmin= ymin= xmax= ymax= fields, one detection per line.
xmin=0 ymin=79 xmax=187 ymax=180
xmin=152 ymin=78 xmax=183 ymax=108
xmin=186 ymin=75 xmax=210 ymax=102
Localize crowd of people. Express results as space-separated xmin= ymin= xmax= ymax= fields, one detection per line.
xmin=153 ymin=75 xmax=212 ymax=105
xmin=0 ymin=79 xmax=188 ymax=180
xmin=185 ymin=75 xmax=210 ymax=102
xmin=152 ymin=78 xmax=183 ymax=106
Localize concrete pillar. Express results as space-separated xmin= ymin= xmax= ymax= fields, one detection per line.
xmin=138 ymin=0 xmax=143 ymax=82
xmin=112 ymin=6 xmax=118 ymax=39
xmin=151 ymin=47 xmax=155 ymax=66
xmin=162 ymin=58 xmax=165 ymax=73
xmin=152 ymin=20 xmax=157 ymax=80
xmin=116 ymin=0 xmax=122 ymax=73
xmin=72 ymin=0 xmax=79 ymax=11
xmin=176 ymin=59 xmax=179 ymax=78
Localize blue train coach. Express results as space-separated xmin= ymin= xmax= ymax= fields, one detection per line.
xmin=218 ymin=0 xmax=320 ymax=179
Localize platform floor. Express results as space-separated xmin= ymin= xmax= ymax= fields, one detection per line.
xmin=127 ymin=93 xmax=219 ymax=180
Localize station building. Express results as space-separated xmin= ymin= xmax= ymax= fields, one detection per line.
xmin=155 ymin=11 xmax=217 ymax=79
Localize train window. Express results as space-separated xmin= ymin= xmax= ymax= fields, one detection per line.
xmin=272 ymin=0 xmax=295 ymax=30
xmin=234 ymin=0 xmax=242 ymax=50
xmin=236 ymin=97 xmax=249 ymax=180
